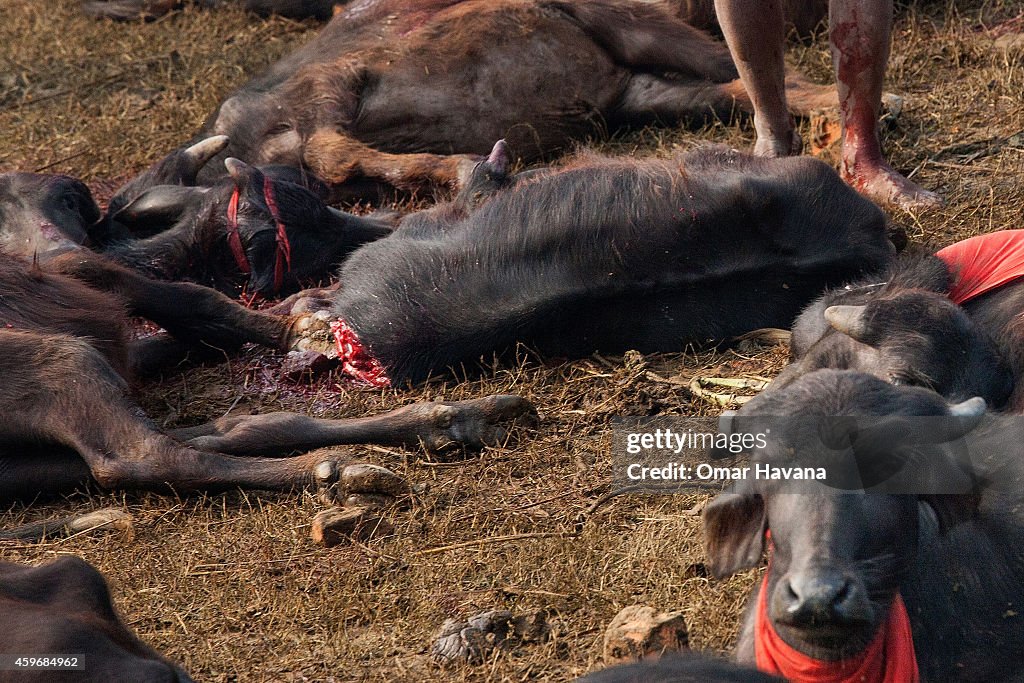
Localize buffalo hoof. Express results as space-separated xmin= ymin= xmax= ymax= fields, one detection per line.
xmin=420 ymin=395 xmax=538 ymax=453
xmin=310 ymin=505 xmax=394 ymax=546
xmin=288 ymin=310 xmax=336 ymax=355
xmin=316 ymin=461 xmax=408 ymax=506
xmin=268 ymin=284 xmax=338 ymax=316
xmin=312 ymin=463 xmax=407 ymax=545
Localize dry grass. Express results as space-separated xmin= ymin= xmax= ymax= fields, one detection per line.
xmin=0 ymin=1 xmax=1022 ymax=681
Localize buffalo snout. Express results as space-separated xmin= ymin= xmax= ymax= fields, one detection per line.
xmin=774 ymin=569 xmax=873 ymax=631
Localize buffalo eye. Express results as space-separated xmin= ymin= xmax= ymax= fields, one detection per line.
xmin=889 ymin=367 xmax=935 ymax=391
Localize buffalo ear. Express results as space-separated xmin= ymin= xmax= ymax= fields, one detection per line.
xmin=703 ymin=491 xmax=767 ymax=578
xmin=485 ymin=139 xmax=510 ymax=175
xmin=225 ymin=157 xmax=264 ymax=191
xmin=113 ymin=185 xmax=208 ymax=227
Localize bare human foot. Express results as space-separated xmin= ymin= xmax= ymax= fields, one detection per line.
xmin=828 ymin=0 xmax=942 ymax=212
xmin=753 ymin=124 xmax=803 ymax=158
xmin=840 ymin=145 xmax=943 ymax=212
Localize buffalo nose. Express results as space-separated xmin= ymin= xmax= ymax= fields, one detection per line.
xmin=780 ymin=572 xmax=867 ymax=626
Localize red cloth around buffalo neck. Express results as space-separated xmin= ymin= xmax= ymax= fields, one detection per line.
xmin=754 ymin=571 xmax=919 ymax=683
xmin=330 ymin=318 xmax=391 ymax=388
xmin=936 ymin=229 xmax=1024 ymax=305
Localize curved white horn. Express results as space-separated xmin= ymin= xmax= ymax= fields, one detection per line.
xmin=184 ymin=135 xmax=229 ymax=166
xmin=824 ymin=305 xmax=869 ymax=341
xmin=948 ymin=396 xmax=986 ymax=419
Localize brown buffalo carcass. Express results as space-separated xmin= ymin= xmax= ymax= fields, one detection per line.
xmin=0 ymin=557 xmax=194 ymax=683
xmin=0 ymin=249 xmax=533 ymax=502
xmin=83 ymin=0 xmax=829 ymax=39
xmin=186 ymin=0 xmax=839 ymax=198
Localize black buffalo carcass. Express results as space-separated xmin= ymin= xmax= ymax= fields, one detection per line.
xmin=0 ymin=557 xmax=194 ymax=683
xmin=183 ymin=0 xmax=840 ymax=198
xmin=0 ymin=138 xmax=392 ymax=297
xmin=285 ymin=147 xmax=896 ymax=386
xmin=703 ymin=368 xmax=1024 ymax=681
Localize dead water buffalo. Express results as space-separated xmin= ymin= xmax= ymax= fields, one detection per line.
xmin=0 ymin=557 xmax=193 ymax=682
xmin=704 ymin=368 xmax=1024 ymax=681
xmin=83 ymin=0 xmax=829 ymax=36
xmin=189 ymin=0 xmax=840 ymax=197
xmin=285 ymin=147 xmax=895 ymax=386
xmin=774 ymin=231 xmax=1024 ymax=411
xmin=104 ymin=156 xmax=392 ymax=296
xmin=0 ymin=172 xmax=103 ymax=256
xmin=0 ymin=249 xmax=533 ymax=501
xmin=0 ymin=138 xmax=392 ymax=297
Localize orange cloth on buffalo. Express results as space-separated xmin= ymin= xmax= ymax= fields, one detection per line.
xmin=936 ymin=230 xmax=1024 ymax=305
xmin=754 ymin=572 xmax=920 ymax=683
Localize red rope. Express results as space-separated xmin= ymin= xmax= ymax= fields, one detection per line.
xmin=754 ymin=537 xmax=919 ymax=683
xmin=330 ymin=318 xmax=391 ymax=388
xmin=225 ymin=188 xmax=251 ymax=275
xmin=263 ymin=175 xmax=292 ymax=294
xmin=224 ymin=178 xmax=294 ymax=294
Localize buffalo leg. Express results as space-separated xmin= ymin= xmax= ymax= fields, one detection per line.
xmin=303 ymin=130 xmax=479 ymax=195
xmin=612 ymin=72 xmax=836 ymax=127
xmin=169 ymin=395 xmax=538 ymax=456
xmin=551 ymin=1 xmax=738 ymax=82
xmin=46 ymin=251 xmax=295 ymax=353
xmin=0 ymin=330 xmax=354 ymax=495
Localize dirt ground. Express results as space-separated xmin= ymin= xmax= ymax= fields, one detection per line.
xmin=0 ymin=1 xmax=1022 ymax=681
